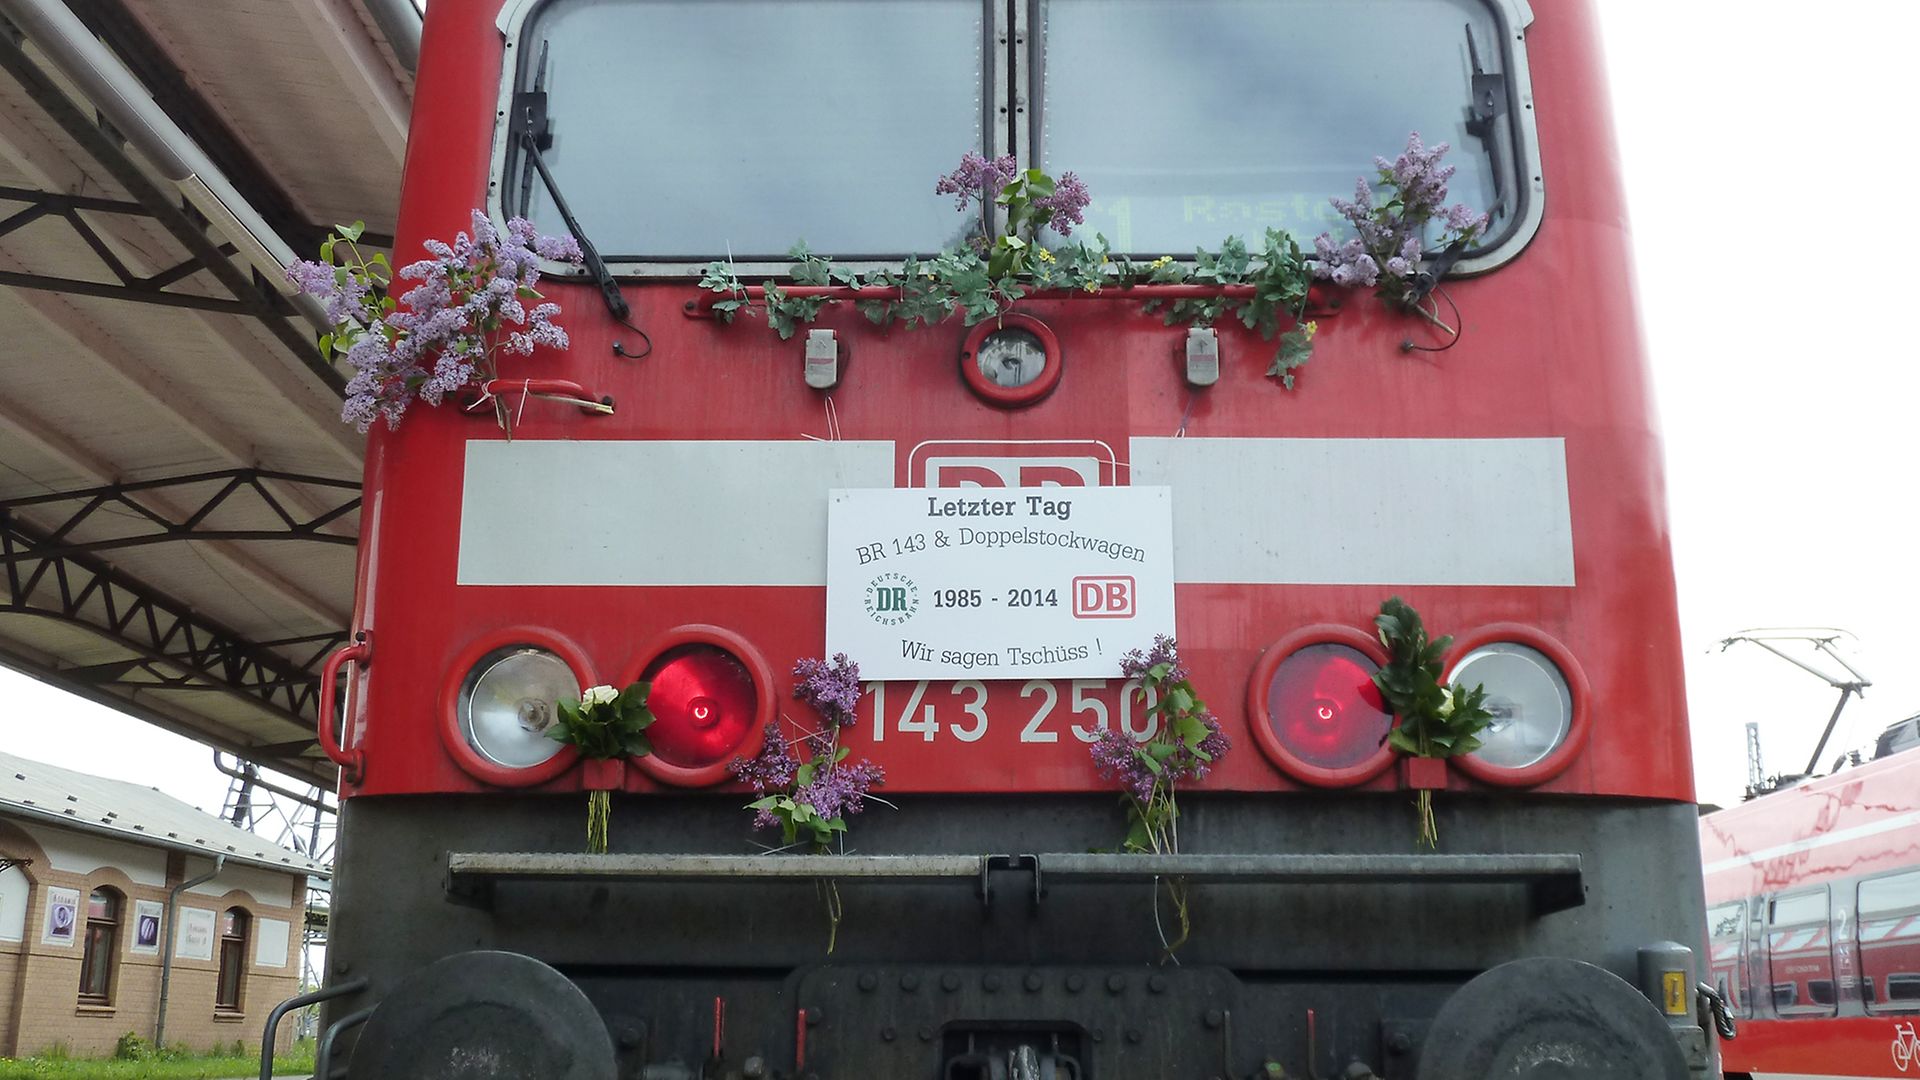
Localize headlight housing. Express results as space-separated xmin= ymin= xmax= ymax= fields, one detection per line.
xmin=438 ymin=630 xmax=594 ymax=787
xmin=1445 ymin=626 xmax=1589 ymax=786
xmin=1247 ymin=626 xmax=1397 ymax=786
xmin=626 ymin=625 xmax=773 ymax=787
xmin=456 ymin=645 xmax=578 ymax=769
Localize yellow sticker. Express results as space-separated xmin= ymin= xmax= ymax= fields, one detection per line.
xmin=1662 ymin=971 xmax=1688 ymax=1015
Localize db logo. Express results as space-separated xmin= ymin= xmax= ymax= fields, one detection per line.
xmin=1073 ymin=576 xmax=1134 ymax=619
xmin=908 ymin=439 xmax=1117 ymax=488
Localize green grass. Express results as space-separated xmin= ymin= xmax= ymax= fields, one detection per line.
xmin=0 ymin=1038 xmax=315 ymax=1079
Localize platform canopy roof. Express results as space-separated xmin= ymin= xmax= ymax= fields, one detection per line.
xmin=0 ymin=0 xmax=422 ymax=786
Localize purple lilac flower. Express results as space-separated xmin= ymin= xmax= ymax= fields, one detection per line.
xmin=1120 ymin=634 xmax=1187 ymax=685
xmin=730 ymin=724 xmax=799 ymax=792
xmin=793 ymin=654 xmax=862 ymax=728
xmin=1442 ymin=202 xmax=1490 ymax=236
xmin=1307 ymin=133 xmax=1490 ymax=294
xmin=796 ymin=759 xmax=886 ymax=821
xmin=1385 ymin=234 xmax=1423 ymax=278
xmin=1091 ymin=728 xmax=1157 ymax=806
xmin=934 ymin=151 xmax=1019 ymax=211
xmin=1033 ymin=170 xmax=1091 ymax=237
xmin=286 ymin=210 xmax=583 ymax=433
xmin=1311 ymin=235 xmax=1381 ymax=288
xmin=1376 ymin=132 xmax=1456 ymax=213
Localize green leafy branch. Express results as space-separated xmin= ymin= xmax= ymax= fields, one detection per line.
xmin=699 ymin=230 xmax=1320 ymax=385
xmin=1094 ymin=637 xmax=1231 ymax=961
xmin=1370 ymin=598 xmax=1495 ymax=848
xmin=1134 ymin=229 xmax=1319 ymax=387
xmin=1371 ymin=599 xmax=1494 ymax=760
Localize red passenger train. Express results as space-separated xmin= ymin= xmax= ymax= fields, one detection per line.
xmin=1703 ymin=717 xmax=1920 ymax=1080
xmin=301 ymin=1 xmax=1721 ymax=1077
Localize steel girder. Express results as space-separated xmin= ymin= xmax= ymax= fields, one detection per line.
xmin=0 ymin=467 xmax=359 ymax=565
xmin=0 ymin=497 xmax=343 ymax=786
xmin=0 ymin=182 xmax=267 ymax=315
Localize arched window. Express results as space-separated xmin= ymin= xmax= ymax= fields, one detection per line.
xmin=78 ymin=887 xmax=120 ymax=1005
xmin=215 ymin=907 xmax=249 ymax=1012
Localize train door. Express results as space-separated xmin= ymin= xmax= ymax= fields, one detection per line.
xmin=1708 ymin=900 xmax=1749 ymax=1016
xmin=1767 ymin=887 xmax=1837 ymax=1017
xmin=1859 ymin=868 xmax=1920 ymax=1014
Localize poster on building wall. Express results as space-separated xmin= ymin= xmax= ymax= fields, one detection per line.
xmin=254 ymin=917 xmax=289 ymax=968
xmin=41 ymin=886 xmax=78 ymax=947
xmin=131 ymin=899 xmax=163 ymax=955
xmin=175 ymin=906 xmax=215 ymax=961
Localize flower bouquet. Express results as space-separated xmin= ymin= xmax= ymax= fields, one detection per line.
xmin=546 ymin=682 xmax=654 ymax=853
xmin=1370 ymin=598 xmax=1494 ymax=847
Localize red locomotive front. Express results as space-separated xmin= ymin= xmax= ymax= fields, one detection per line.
xmin=309 ymin=1 xmax=1717 ymax=1077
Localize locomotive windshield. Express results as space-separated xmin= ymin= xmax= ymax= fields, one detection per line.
xmin=500 ymin=0 xmax=1526 ymax=264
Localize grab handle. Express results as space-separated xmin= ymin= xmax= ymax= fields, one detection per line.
xmin=318 ymin=631 xmax=371 ymax=783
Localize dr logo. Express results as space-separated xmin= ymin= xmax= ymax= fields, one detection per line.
xmin=864 ymin=572 xmax=920 ymax=626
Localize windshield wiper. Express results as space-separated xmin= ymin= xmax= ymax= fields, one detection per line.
xmin=1463 ymin=23 xmax=1512 ymax=225
xmin=511 ymin=44 xmax=650 ymax=360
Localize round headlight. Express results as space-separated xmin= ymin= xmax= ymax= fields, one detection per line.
xmin=456 ymin=646 xmax=579 ymax=768
xmin=1449 ymin=642 xmax=1572 ymax=770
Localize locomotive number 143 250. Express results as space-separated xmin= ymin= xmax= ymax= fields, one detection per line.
xmin=867 ymin=678 xmax=1159 ymax=745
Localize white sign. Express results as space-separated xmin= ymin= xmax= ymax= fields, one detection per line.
xmin=254 ymin=917 xmax=290 ymax=968
xmin=175 ymin=906 xmax=215 ymax=961
xmin=131 ymin=900 xmax=163 ymax=955
xmin=827 ymin=487 xmax=1174 ymax=680
xmin=41 ymin=886 xmax=78 ymax=947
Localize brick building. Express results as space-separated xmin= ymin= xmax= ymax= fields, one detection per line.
xmin=0 ymin=751 xmax=326 ymax=1058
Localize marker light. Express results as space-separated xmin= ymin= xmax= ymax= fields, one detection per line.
xmin=1449 ymin=642 xmax=1573 ymax=770
xmin=976 ymin=327 xmax=1048 ymax=388
xmin=642 ymin=644 xmax=758 ymax=768
xmin=1267 ymin=643 xmax=1393 ymax=771
xmin=960 ymin=312 xmax=1062 ymax=407
xmin=456 ymin=646 xmax=579 ymax=769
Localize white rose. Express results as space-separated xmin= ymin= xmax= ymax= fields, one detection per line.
xmin=582 ymin=685 xmax=618 ymax=707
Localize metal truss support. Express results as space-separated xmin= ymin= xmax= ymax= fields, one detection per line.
xmin=217 ymin=751 xmax=335 ymax=864
xmin=0 ymin=182 xmax=264 ymax=315
xmin=0 ymin=18 xmax=345 ymax=394
xmin=0 ymin=468 xmax=359 ymax=565
xmin=0 ymin=509 xmax=340 ymax=784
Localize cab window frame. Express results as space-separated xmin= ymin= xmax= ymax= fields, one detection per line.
xmin=1018 ymin=0 xmax=1541 ymax=276
xmin=489 ymin=0 xmax=1007 ymax=280
xmin=490 ymin=0 xmax=1542 ymax=279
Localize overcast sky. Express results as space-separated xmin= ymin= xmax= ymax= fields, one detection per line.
xmin=1 ymin=2 xmax=1913 ymax=826
xmin=1598 ymin=2 xmax=1920 ymax=806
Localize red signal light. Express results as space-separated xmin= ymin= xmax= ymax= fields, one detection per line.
xmin=1267 ymin=643 xmax=1392 ymax=770
xmin=643 ymin=644 xmax=757 ymax=769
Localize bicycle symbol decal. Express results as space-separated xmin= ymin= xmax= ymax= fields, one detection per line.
xmin=1894 ymin=1020 xmax=1918 ymax=1073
